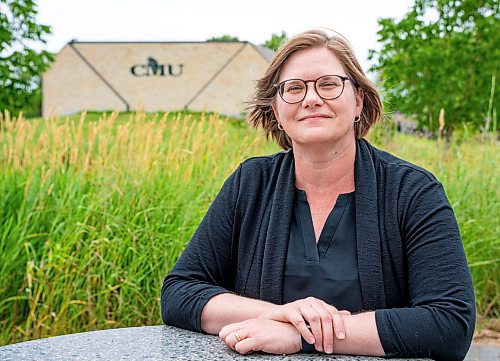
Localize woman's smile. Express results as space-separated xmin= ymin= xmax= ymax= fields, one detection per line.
xmin=298 ymin=113 xmax=332 ymax=122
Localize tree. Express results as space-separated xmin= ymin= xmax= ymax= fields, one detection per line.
xmin=0 ymin=0 xmax=53 ymax=117
xmin=207 ymin=35 xmax=240 ymax=42
xmin=370 ymin=0 xmax=499 ymax=134
xmin=261 ymin=31 xmax=288 ymax=51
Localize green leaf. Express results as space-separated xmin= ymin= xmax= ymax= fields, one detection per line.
xmin=0 ymin=0 xmax=54 ymax=116
xmin=370 ymin=0 xmax=499 ymax=134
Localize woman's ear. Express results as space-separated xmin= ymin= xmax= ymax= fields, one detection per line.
xmin=271 ymin=102 xmax=280 ymax=123
xmin=355 ymin=87 xmax=364 ymax=115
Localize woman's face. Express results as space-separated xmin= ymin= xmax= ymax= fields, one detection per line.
xmin=272 ymin=46 xmax=363 ymax=150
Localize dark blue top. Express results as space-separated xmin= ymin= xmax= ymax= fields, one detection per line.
xmin=284 ymin=189 xmax=363 ymax=353
xmin=283 ymin=189 xmax=363 ymax=313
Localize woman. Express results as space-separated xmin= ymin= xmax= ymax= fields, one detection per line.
xmin=161 ymin=29 xmax=475 ymax=360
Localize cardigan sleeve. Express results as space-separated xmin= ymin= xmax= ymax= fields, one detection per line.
xmin=160 ymin=165 xmax=241 ymax=332
xmin=375 ymin=175 xmax=475 ymax=361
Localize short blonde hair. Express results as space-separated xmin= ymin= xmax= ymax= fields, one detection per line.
xmin=247 ymin=29 xmax=383 ymax=150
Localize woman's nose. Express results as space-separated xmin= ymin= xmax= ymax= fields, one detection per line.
xmin=301 ymin=83 xmax=323 ymax=107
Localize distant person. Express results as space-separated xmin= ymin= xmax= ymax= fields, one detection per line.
xmin=161 ymin=29 xmax=475 ymax=360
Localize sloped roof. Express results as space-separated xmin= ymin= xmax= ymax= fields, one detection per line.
xmin=66 ymin=40 xmax=276 ymax=61
xmin=252 ymin=44 xmax=275 ymax=62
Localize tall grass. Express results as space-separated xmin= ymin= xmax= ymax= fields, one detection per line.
xmin=377 ymin=133 xmax=499 ymax=318
xmin=0 ymin=111 xmax=497 ymax=346
xmin=0 ymin=110 xmax=277 ymax=345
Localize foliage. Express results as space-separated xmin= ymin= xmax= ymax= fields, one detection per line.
xmin=206 ymin=34 xmax=240 ymax=42
xmin=0 ymin=111 xmax=278 ymax=345
xmin=261 ymin=31 xmax=288 ymax=51
xmin=0 ymin=111 xmax=497 ymax=345
xmin=206 ymin=31 xmax=288 ymax=52
xmin=370 ymin=0 xmax=499 ymax=134
xmin=0 ymin=0 xmax=53 ymax=117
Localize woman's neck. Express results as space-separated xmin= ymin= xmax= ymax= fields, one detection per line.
xmin=293 ymin=140 xmax=356 ymax=194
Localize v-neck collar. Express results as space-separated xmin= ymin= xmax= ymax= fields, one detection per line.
xmin=295 ymin=188 xmax=352 ymax=261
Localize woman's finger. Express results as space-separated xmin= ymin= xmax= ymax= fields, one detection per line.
xmin=222 ymin=327 xmax=250 ymax=350
xmin=234 ymin=336 xmax=262 ymax=355
xmin=223 ymin=331 xmax=239 ymax=350
xmin=219 ymin=322 xmax=248 ymax=342
xmin=325 ymin=307 xmax=347 ymax=340
xmin=310 ymin=303 xmax=334 ymax=353
xmin=283 ymin=308 xmax=315 ymax=344
xmin=332 ymin=311 xmax=346 ymax=340
xmin=219 ymin=323 xmax=239 ymax=340
xmin=298 ymin=304 xmax=323 ymax=352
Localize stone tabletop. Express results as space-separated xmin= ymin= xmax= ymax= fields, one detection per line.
xmin=0 ymin=325 xmax=496 ymax=361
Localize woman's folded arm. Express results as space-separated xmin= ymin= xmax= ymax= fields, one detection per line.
xmin=376 ymin=177 xmax=475 ymax=360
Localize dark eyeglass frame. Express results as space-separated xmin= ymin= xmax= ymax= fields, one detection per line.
xmin=273 ymin=74 xmax=355 ymax=104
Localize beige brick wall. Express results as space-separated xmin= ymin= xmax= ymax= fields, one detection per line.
xmin=42 ymin=42 xmax=271 ymax=117
xmin=42 ymin=45 xmax=127 ymax=116
xmin=189 ymin=44 xmax=270 ymax=115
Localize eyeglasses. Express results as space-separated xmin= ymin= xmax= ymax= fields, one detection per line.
xmin=274 ymin=75 xmax=354 ymax=104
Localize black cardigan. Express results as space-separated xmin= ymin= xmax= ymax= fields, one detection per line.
xmin=161 ymin=139 xmax=475 ymax=361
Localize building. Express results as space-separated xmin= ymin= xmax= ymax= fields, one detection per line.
xmin=42 ymin=41 xmax=274 ymax=117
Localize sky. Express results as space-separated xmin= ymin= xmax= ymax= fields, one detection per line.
xmin=36 ymin=0 xmax=416 ymax=73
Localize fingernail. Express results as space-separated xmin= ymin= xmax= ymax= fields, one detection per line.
xmin=308 ymin=337 xmax=315 ymax=344
xmin=338 ymin=331 xmax=345 ymax=339
xmin=326 ymin=345 xmax=333 ymax=353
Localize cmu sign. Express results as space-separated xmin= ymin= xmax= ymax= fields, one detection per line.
xmin=130 ymin=57 xmax=184 ymax=77
xmin=42 ymin=41 xmax=274 ymax=116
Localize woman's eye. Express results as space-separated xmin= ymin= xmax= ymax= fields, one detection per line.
xmin=320 ymin=82 xmax=339 ymax=88
xmin=285 ymin=85 xmax=304 ymax=93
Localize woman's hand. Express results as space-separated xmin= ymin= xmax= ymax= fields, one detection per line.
xmin=219 ymin=319 xmax=301 ymax=355
xmin=259 ymin=297 xmax=351 ymax=353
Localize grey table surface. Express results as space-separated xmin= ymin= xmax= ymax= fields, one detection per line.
xmin=0 ymin=325 xmax=497 ymax=361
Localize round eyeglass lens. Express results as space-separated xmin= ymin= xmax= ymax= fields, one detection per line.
xmin=316 ymin=75 xmax=344 ymax=100
xmin=281 ymin=80 xmax=306 ymax=103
